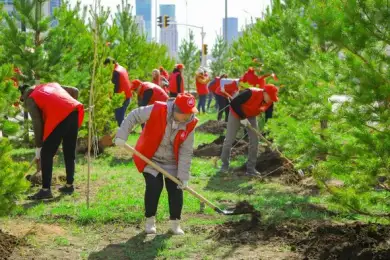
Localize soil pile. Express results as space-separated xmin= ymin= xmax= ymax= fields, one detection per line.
xmin=0 ymin=230 xmax=18 ymax=260
xmin=196 ymin=120 xmax=227 ymax=135
xmin=194 ymin=136 xmax=248 ymax=158
xmin=211 ymin=220 xmax=390 ymax=260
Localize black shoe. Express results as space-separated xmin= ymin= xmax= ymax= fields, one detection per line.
xmin=58 ymin=185 xmax=74 ymax=195
xmin=27 ymin=189 xmax=53 ymax=200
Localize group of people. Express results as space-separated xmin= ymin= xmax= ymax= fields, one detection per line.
xmin=14 ymin=57 xmax=279 ymax=236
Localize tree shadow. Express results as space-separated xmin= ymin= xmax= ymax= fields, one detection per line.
xmin=204 ymin=172 xmax=254 ymax=194
xmin=88 ymin=232 xmax=172 ymax=260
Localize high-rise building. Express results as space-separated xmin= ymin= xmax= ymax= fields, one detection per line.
xmin=136 ymin=0 xmax=152 ymax=42
xmin=223 ymin=17 xmax=239 ymax=45
xmin=135 ymin=15 xmax=146 ymax=36
xmin=1 ymin=0 xmax=61 ymax=27
xmin=159 ymin=5 xmax=177 ymax=58
xmin=160 ymin=4 xmax=178 ymax=59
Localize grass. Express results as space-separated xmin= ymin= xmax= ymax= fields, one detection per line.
xmin=2 ymin=112 xmax=387 ymax=259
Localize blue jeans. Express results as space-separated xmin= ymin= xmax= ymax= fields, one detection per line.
xmin=197 ymin=95 xmax=207 ymax=113
xmin=115 ymin=98 xmax=130 ymax=127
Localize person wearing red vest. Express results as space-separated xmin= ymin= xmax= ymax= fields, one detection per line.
xmin=169 ymin=64 xmax=185 ymax=97
xmin=214 ymin=77 xmax=240 ymax=122
xmin=19 ymin=83 xmax=85 ymax=200
xmin=220 ymin=85 xmax=279 ymax=176
xmin=240 ymin=67 xmax=259 ymax=87
xmin=131 ymin=79 xmax=169 ymax=107
xmin=152 ymin=69 xmax=169 ymax=93
xmin=103 ymin=57 xmax=132 ymax=127
xmin=207 ymin=74 xmax=227 ymax=116
xmin=195 ymin=68 xmax=211 ymax=113
xmin=257 ymin=71 xmax=278 ymax=123
xmin=159 ymin=66 xmax=170 ymax=81
xmin=115 ymin=93 xmax=198 ymax=235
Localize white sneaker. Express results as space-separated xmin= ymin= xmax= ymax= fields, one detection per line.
xmin=170 ymin=220 xmax=184 ymax=235
xmin=145 ymin=216 xmax=156 ymax=234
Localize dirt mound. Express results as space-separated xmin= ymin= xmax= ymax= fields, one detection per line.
xmin=211 ymin=220 xmax=390 ymax=260
xmin=196 ymin=120 xmax=227 ymax=135
xmin=194 ymin=136 xmax=248 ymax=157
xmin=0 ymin=230 xmax=18 ymax=260
xmin=26 ymin=173 xmax=67 ymax=186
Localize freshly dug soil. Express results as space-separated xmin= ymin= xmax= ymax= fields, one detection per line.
xmin=194 ymin=135 xmax=248 ymax=158
xmin=228 ymin=201 xmax=261 ymax=225
xmin=0 ymin=230 xmax=18 ymax=260
xmin=196 ymin=120 xmax=227 ymax=135
xmin=211 ymin=220 xmax=390 ymax=260
xmin=26 ymin=173 xmax=67 ymax=186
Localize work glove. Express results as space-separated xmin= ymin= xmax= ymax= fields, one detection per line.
xmin=178 ymin=180 xmax=188 ymax=190
xmin=114 ymin=138 xmax=126 ymax=147
xmin=35 ymin=147 xmax=42 ymax=160
xmin=240 ymin=119 xmax=250 ymax=127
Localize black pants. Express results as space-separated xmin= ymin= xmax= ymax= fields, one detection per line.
xmin=143 ymin=172 xmax=183 ymax=220
xmin=265 ymin=103 xmax=274 ymax=122
xmin=216 ymin=94 xmax=229 ymax=122
xmin=41 ymin=111 xmax=79 ymax=189
xmin=169 ymin=92 xmax=178 ymax=98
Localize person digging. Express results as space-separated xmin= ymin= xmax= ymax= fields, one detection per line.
xmin=131 ymin=79 xmax=169 ymax=107
xmin=219 ymin=85 xmax=279 ymax=176
xmin=19 ymin=83 xmax=84 ymax=200
xmin=114 ymin=93 xmax=198 ymax=235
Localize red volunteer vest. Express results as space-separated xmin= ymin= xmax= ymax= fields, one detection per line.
xmin=138 ymin=82 xmax=169 ymax=105
xmin=241 ymin=71 xmax=258 ymax=87
xmin=169 ymin=71 xmax=185 ymax=94
xmin=196 ymin=75 xmax=209 ymax=95
xmin=209 ymin=77 xmax=221 ymax=93
xmin=231 ymin=88 xmax=266 ymax=118
xmin=30 ymin=83 xmax=84 ymax=141
xmin=133 ymin=102 xmax=198 ymax=173
xmin=215 ymin=80 xmax=239 ymax=98
xmin=114 ymin=64 xmax=132 ymax=99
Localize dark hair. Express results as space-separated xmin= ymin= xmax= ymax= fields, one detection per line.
xmin=220 ymin=74 xmax=228 ymax=78
xmin=103 ymin=57 xmax=116 ymax=65
xmin=172 ymin=68 xmax=180 ymax=73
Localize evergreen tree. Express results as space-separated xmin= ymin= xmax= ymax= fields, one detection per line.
xmin=178 ymin=30 xmax=200 ymax=91
xmin=210 ymin=34 xmax=228 ymax=78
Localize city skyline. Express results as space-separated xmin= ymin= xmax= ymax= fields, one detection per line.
xmin=135 ymin=0 xmax=152 ymax=41
xmin=223 ymin=17 xmax=239 ymax=45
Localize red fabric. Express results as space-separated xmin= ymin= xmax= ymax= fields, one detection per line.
xmin=264 ymin=84 xmax=279 ymax=102
xmin=114 ymin=64 xmax=132 ymax=99
xmin=138 ymin=82 xmax=169 ymax=105
xmin=153 ymin=76 xmax=169 ymax=93
xmin=231 ymin=88 xmax=266 ymax=118
xmin=169 ymin=71 xmax=185 ymax=94
xmin=133 ymin=102 xmax=198 ymax=173
xmin=30 ymin=83 xmax=84 ymax=141
xmin=241 ymin=70 xmax=258 ymax=87
xmin=159 ymin=67 xmax=169 ymax=80
xmin=215 ymin=81 xmax=239 ymax=98
xmin=209 ymin=77 xmax=221 ymax=93
xmin=174 ymin=93 xmax=197 ymax=113
xmin=195 ymin=75 xmax=209 ymax=95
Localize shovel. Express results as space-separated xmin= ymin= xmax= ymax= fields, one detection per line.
xmin=123 ymin=143 xmax=255 ymax=216
xmin=245 ymin=124 xmax=304 ymax=177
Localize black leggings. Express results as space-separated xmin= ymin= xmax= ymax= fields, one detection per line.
xmin=216 ymin=94 xmax=229 ymax=122
xmin=41 ymin=111 xmax=79 ymax=189
xmin=143 ymin=172 xmax=183 ymax=220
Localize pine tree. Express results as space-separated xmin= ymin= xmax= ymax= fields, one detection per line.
xmin=178 ymin=30 xmax=200 ymax=91
xmin=227 ymin=0 xmax=390 ymax=216
xmin=210 ymin=34 xmax=228 ymax=78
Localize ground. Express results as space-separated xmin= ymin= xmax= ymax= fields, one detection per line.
xmin=1 ymin=113 xmax=390 ymax=260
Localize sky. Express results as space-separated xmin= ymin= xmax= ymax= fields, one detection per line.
xmin=69 ymin=0 xmax=271 ymax=49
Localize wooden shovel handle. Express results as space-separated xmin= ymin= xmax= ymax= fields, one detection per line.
xmin=24 ymin=158 xmax=37 ymax=177
xmin=124 ymin=144 xmax=222 ymax=212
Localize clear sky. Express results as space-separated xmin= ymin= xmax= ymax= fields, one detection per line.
xmin=69 ymin=0 xmax=270 ymax=49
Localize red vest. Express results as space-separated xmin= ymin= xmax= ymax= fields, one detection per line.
xmin=30 ymin=83 xmax=84 ymax=141
xmin=169 ymin=71 xmax=185 ymax=94
xmin=232 ymin=88 xmax=266 ymax=118
xmin=241 ymin=71 xmax=258 ymax=87
xmin=138 ymin=82 xmax=169 ymax=105
xmin=209 ymin=77 xmax=221 ymax=93
xmin=215 ymin=80 xmax=239 ymax=98
xmin=196 ymin=75 xmax=209 ymax=95
xmin=114 ymin=64 xmax=132 ymax=99
xmin=133 ymin=102 xmax=198 ymax=173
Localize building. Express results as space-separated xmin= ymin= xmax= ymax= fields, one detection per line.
xmin=136 ymin=0 xmax=152 ymax=42
xmin=135 ymin=15 xmax=146 ymax=36
xmin=223 ymin=17 xmax=239 ymax=45
xmin=160 ymin=4 xmax=178 ymax=59
xmin=1 ymin=0 xmax=61 ymax=27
